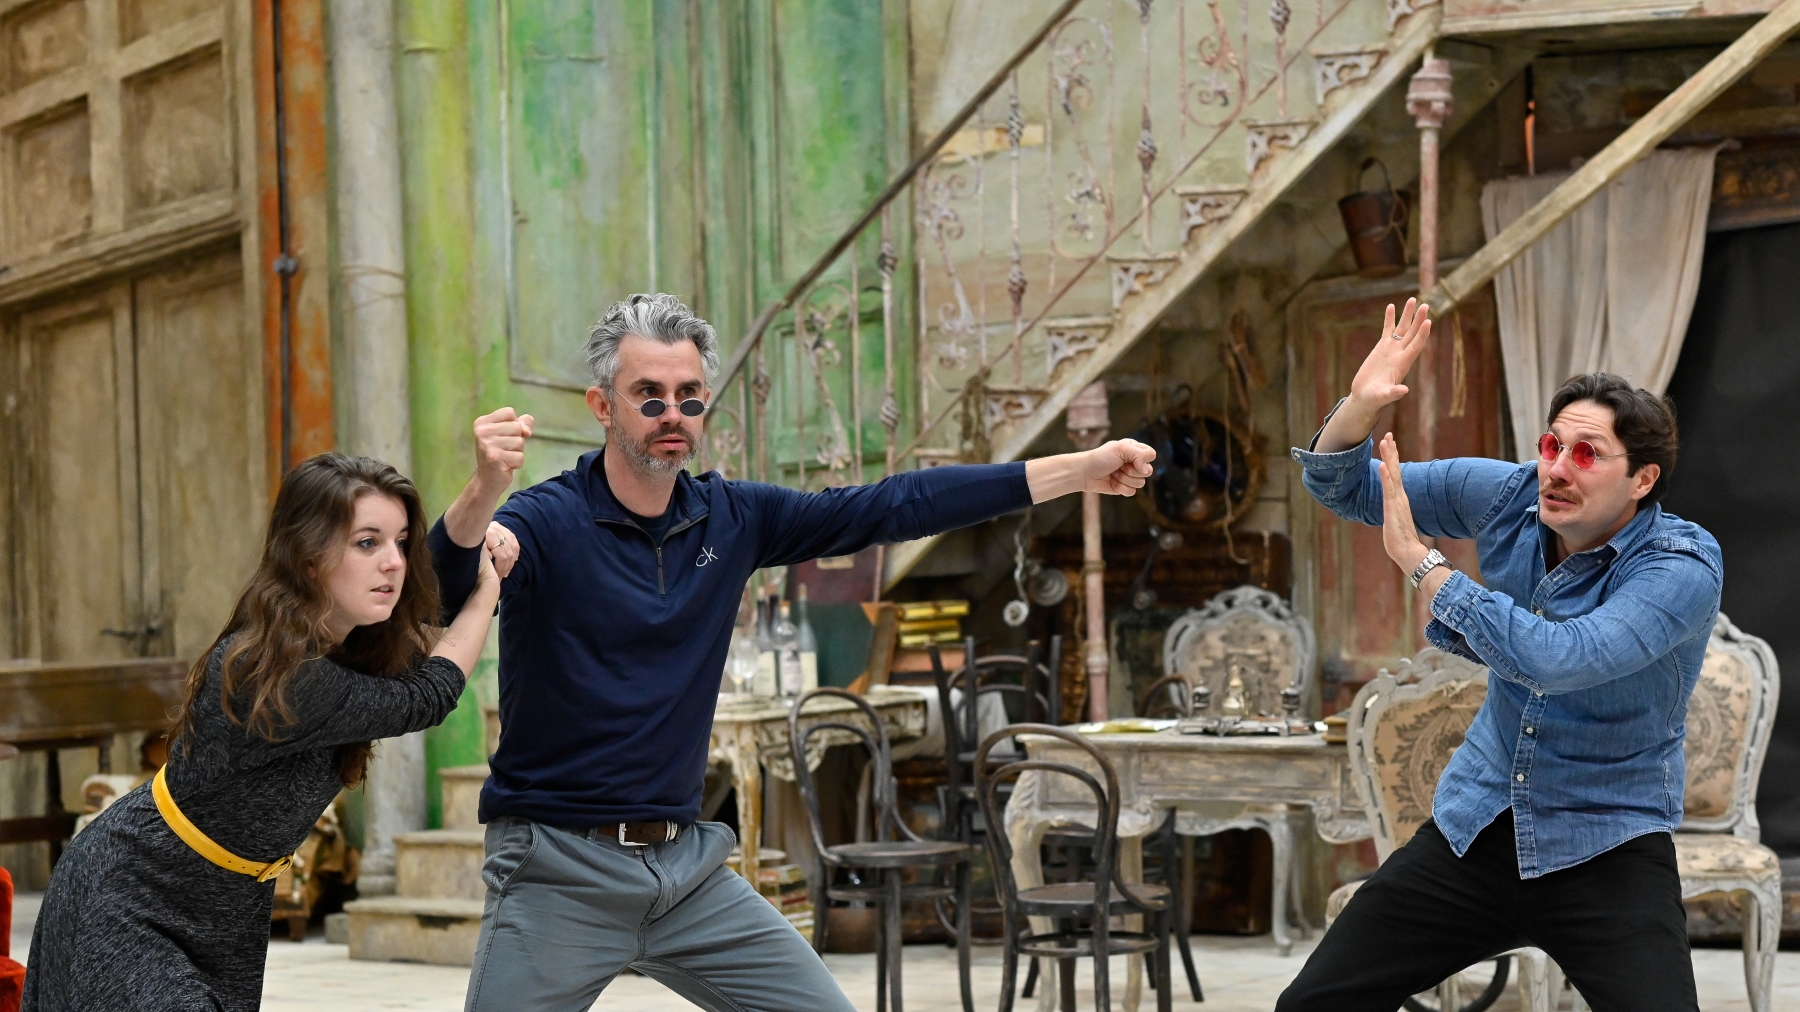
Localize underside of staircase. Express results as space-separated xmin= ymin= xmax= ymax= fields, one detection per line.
xmin=883 ymin=2 xmax=1507 ymax=586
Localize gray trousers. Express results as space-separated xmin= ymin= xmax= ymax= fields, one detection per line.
xmin=464 ymin=816 xmax=857 ymax=1012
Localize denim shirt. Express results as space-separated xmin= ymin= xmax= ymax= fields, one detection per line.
xmin=1292 ymin=429 xmax=1722 ymax=877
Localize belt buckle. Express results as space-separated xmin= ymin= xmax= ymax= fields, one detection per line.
xmin=257 ymin=854 xmax=295 ymax=882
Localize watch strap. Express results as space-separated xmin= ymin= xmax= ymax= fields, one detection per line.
xmin=1410 ymin=548 xmax=1449 ymax=589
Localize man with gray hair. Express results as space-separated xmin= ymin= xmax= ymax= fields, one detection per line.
xmin=429 ymin=293 xmax=1157 ymax=1011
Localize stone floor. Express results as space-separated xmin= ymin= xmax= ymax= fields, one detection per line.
xmin=12 ymin=892 xmax=1800 ymax=1010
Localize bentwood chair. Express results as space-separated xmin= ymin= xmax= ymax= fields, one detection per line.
xmin=1016 ymin=678 xmax=1207 ymax=1002
xmin=977 ymin=723 xmax=1175 ymax=1012
xmin=931 ymin=637 xmax=1060 ymax=855
xmin=788 ymin=688 xmax=974 ymax=1012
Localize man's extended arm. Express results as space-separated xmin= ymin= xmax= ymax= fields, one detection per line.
xmin=1314 ymin=299 xmax=1431 ymax=453
xmin=754 ymin=440 xmax=1154 ymax=569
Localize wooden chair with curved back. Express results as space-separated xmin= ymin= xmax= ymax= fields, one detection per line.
xmin=976 ymin=723 xmax=1175 ymax=1012
xmin=1335 ymin=648 xmax=1556 ymax=1012
xmin=789 ymin=688 xmax=975 ymax=1012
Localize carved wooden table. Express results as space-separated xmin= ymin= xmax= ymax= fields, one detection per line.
xmin=1008 ymin=729 xmax=1370 ymax=1010
xmin=710 ymin=687 xmax=929 ymax=886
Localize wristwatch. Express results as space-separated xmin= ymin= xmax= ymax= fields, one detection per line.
xmin=1410 ymin=548 xmax=1450 ymax=589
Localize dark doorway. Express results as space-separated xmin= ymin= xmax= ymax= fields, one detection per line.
xmin=1662 ymin=221 xmax=1800 ymax=856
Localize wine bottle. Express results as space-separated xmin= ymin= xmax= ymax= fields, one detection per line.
xmin=775 ymin=600 xmax=802 ymax=697
xmin=753 ymin=595 xmax=779 ymax=697
xmin=796 ymin=584 xmax=819 ymax=694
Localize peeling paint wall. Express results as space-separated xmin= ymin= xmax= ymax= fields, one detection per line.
xmin=392 ymin=0 xmax=910 ymax=820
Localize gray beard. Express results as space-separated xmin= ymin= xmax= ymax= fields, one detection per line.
xmin=611 ymin=424 xmax=697 ymax=477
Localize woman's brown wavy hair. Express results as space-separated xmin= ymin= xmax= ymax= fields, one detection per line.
xmin=169 ymin=453 xmax=442 ymax=786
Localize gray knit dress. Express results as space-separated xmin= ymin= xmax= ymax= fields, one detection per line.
xmin=22 ymin=640 xmax=466 ymax=1012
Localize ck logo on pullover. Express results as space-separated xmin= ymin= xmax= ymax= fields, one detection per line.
xmin=697 ymin=547 xmax=719 ymax=566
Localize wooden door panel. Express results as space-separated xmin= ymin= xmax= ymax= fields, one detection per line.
xmin=12 ymin=284 xmax=140 ymax=661
xmin=1291 ymin=282 xmax=1505 ymax=696
xmin=134 ymin=247 xmax=261 ymax=658
xmin=504 ymin=0 xmax=701 ymax=389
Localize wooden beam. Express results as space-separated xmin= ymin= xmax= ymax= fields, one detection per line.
xmin=1427 ymin=0 xmax=1800 ymax=315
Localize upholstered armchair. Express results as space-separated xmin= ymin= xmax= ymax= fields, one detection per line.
xmin=1160 ymin=585 xmax=1316 ymax=954
xmin=1333 ymin=614 xmax=1784 ymax=1012
xmin=1670 ymin=612 xmax=1781 ymax=1012
xmin=1332 ymin=649 xmax=1559 ymax=1012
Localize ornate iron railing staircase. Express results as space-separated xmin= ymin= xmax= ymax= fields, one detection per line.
xmin=702 ymin=0 xmax=1457 ymax=586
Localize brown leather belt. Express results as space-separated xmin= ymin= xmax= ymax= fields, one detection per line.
xmin=591 ymin=821 xmax=682 ymax=846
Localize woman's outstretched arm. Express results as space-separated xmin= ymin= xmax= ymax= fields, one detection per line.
xmin=432 ymin=543 xmax=500 ymax=676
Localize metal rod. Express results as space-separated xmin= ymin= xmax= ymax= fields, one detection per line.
xmin=880 ymin=208 xmax=898 ymax=477
xmin=794 ymin=307 xmax=807 ymax=489
xmin=270 ymin=0 xmax=298 ymax=473
xmin=851 ymin=254 xmax=864 ymax=485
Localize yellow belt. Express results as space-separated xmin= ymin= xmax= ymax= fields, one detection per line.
xmin=152 ymin=766 xmax=293 ymax=882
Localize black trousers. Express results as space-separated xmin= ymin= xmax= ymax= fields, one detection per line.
xmin=1277 ymin=809 xmax=1697 ymax=1012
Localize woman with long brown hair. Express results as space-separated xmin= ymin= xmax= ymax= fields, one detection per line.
xmin=22 ymin=453 xmax=500 ymax=1012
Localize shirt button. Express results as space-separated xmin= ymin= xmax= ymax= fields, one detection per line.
xmin=1516 ymin=773 xmax=1526 ymax=782
xmin=1525 ymin=726 xmax=1535 ymax=735
xmin=1533 ymin=691 xmax=1544 ymax=698
xmin=1533 ymin=608 xmax=1544 ymax=617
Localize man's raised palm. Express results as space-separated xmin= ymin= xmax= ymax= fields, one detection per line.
xmin=1350 ymin=298 xmax=1431 ymax=409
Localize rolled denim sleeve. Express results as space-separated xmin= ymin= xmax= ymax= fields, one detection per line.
xmin=1291 ymin=426 xmax=1520 ymax=540
xmin=1429 ymin=547 xmax=1722 ymax=694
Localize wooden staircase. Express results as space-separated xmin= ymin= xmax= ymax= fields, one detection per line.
xmin=700 ymin=0 xmax=1495 ymax=586
xmin=882 ymin=1 xmax=1447 ymax=582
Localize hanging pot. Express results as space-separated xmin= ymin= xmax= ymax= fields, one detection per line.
xmin=1338 ymin=157 xmax=1410 ymax=278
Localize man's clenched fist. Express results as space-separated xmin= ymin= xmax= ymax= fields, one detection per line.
xmin=474 ymin=407 xmax=534 ymax=487
xmin=1081 ymin=438 xmax=1156 ymax=495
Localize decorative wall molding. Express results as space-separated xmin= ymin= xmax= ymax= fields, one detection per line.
xmin=1107 ymin=252 xmax=1180 ymax=307
xmin=1044 ymin=316 xmax=1112 ymax=378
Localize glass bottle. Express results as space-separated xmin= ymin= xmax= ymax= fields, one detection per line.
xmin=796 ymin=584 xmax=819 ymax=694
xmin=753 ymin=595 xmax=779 ymax=697
xmin=774 ymin=601 xmax=802 ymax=697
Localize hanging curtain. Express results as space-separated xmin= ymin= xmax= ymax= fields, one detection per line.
xmin=1480 ymin=147 xmax=1720 ymax=458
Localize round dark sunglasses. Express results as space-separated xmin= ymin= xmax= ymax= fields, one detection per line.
xmin=1538 ymin=432 xmax=1626 ymax=470
xmin=623 ymin=395 xmax=707 ymax=418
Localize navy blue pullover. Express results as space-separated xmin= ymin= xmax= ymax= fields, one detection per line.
xmin=429 ymin=448 xmax=1032 ymax=828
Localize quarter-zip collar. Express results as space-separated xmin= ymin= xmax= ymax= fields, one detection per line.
xmin=578 ymin=447 xmax=710 ymax=539
xmin=579 ymin=447 xmax=710 ymax=596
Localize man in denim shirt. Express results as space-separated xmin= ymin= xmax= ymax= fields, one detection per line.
xmin=1277 ymin=301 xmax=1721 ymax=1012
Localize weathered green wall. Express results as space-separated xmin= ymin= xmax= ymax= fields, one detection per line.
xmin=394 ymin=0 xmax=912 ymax=824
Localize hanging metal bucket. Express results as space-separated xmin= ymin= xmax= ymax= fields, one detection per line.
xmin=1338 ymin=157 xmax=1410 ymax=278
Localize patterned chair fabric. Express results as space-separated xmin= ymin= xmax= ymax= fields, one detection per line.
xmin=1673 ymin=834 xmax=1781 ymax=880
xmin=1349 ymin=650 xmax=1489 ymax=861
xmin=1681 ymin=618 xmax=1767 ymax=828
